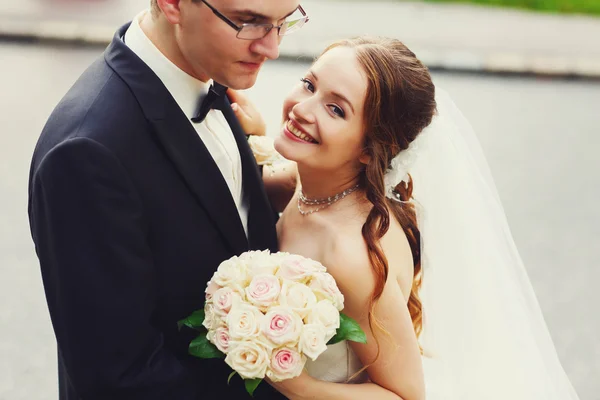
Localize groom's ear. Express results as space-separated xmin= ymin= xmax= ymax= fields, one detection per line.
xmin=157 ymin=0 xmax=182 ymax=24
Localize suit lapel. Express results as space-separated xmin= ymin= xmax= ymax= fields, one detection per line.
xmin=149 ymin=113 xmax=249 ymax=255
xmin=218 ymin=96 xmax=279 ymax=252
xmin=104 ymin=23 xmax=248 ymax=255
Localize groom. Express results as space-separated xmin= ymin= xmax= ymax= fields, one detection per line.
xmin=27 ymin=0 xmax=305 ymax=399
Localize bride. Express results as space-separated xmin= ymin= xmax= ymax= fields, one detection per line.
xmin=232 ymin=36 xmax=580 ymax=400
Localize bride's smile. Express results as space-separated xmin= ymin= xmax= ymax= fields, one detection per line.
xmin=274 ymin=46 xmax=367 ymax=176
xmin=282 ymin=119 xmax=319 ymax=144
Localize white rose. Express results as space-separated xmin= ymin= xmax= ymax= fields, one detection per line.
xmin=298 ymin=323 xmax=328 ymax=361
xmin=225 ymin=340 xmax=271 ymax=379
xmin=306 ymin=300 xmax=341 ymax=342
xmin=249 ymin=251 xmax=294 ymax=277
xmin=262 ymin=306 xmax=303 ymax=346
xmin=248 ymin=263 xmax=280 ymax=278
xmin=205 ymin=279 xmax=221 ymax=301
xmin=270 ymin=251 xmax=293 ymax=265
xmin=213 ymin=257 xmax=249 ymax=288
xmin=309 ymin=272 xmax=345 ymax=311
xmin=245 ymin=274 xmax=281 ymax=311
xmin=248 ymin=135 xmax=284 ymax=165
xmin=247 ymin=255 xmax=282 ymax=278
xmin=207 ymin=326 xmax=231 ymax=354
xmin=227 ymin=302 xmax=264 ymax=340
xmin=276 ymin=254 xmax=326 ymax=284
xmin=202 ymin=303 xmax=217 ymax=331
xmin=237 ymin=250 xmax=282 ymax=277
xmin=212 ymin=287 xmax=242 ymax=317
xmin=266 ymin=347 xmax=306 ymax=382
xmin=279 ymin=280 xmax=317 ymax=319
xmin=238 ymin=249 xmax=271 ymax=262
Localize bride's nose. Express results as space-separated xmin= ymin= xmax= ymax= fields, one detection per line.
xmin=291 ymin=98 xmax=316 ymax=124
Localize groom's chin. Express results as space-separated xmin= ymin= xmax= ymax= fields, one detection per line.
xmin=223 ymin=69 xmax=261 ymax=91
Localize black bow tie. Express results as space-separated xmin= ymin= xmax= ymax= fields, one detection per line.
xmin=191 ymin=82 xmax=228 ymax=123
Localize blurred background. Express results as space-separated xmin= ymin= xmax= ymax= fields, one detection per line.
xmin=1 ymin=0 xmax=599 ymax=399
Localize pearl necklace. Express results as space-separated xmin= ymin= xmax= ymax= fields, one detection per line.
xmin=297 ymin=184 xmax=360 ymax=216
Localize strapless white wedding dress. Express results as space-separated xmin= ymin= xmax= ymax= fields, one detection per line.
xmin=305 ymin=341 xmax=368 ymax=384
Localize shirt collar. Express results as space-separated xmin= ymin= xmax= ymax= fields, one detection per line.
xmin=124 ymin=10 xmax=210 ymax=119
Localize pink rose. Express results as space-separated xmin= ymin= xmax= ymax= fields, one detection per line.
xmin=213 ymin=287 xmax=241 ymax=317
xmin=267 ymin=347 xmax=305 ymax=381
xmin=208 ymin=326 xmax=231 ymax=353
xmin=245 ymin=274 xmax=281 ymax=311
xmin=262 ymin=307 xmax=303 ymax=346
xmin=277 ymin=255 xmax=326 ymax=283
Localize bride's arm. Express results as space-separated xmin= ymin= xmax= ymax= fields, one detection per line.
xmin=269 ymin=236 xmax=426 ymax=400
xmin=269 ymin=372 xmax=405 ymax=400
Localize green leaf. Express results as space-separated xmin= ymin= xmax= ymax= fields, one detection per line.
xmin=227 ymin=371 xmax=237 ymax=386
xmin=177 ymin=309 xmax=205 ymax=331
xmin=188 ymin=332 xmax=224 ymax=359
xmin=245 ymin=378 xmax=262 ymax=397
xmin=327 ymin=313 xmax=367 ymax=345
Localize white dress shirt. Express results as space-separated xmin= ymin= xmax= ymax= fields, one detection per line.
xmin=124 ymin=10 xmax=249 ymax=237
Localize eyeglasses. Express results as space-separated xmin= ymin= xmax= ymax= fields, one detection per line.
xmin=200 ymin=0 xmax=309 ymax=40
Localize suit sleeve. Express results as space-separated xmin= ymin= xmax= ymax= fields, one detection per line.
xmin=29 ymin=137 xmax=198 ymax=400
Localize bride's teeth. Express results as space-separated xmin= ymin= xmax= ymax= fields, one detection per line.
xmin=287 ymin=120 xmax=315 ymax=144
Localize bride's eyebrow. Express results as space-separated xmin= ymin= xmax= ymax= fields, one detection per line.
xmin=310 ymin=71 xmax=356 ymax=115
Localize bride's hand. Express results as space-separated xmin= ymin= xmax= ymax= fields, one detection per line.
xmin=227 ymin=89 xmax=266 ymax=136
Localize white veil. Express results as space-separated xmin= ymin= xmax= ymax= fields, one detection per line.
xmin=388 ymin=88 xmax=580 ymax=399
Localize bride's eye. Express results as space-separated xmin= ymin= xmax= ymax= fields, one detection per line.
xmin=300 ymin=78 xmax=315 ymax=93
xmin=328 ymin=105 xmax=345 ymax=118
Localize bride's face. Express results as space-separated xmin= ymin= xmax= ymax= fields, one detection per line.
xmin=274 ymin=46 xmax=369 ymax=172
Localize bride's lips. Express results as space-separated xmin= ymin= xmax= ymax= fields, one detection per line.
xmin=283 ymin=119 xmax=319 ymax=144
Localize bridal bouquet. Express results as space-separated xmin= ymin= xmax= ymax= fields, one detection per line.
xmin=178 ymin=250 xmax=366 ymax=396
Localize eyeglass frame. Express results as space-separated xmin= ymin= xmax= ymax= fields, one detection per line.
xmin=199 ymin=0 xmax=309 ymax=40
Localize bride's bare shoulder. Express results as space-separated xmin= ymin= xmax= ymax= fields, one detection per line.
xmin=323 ymin=215 xmax=415 ymax=303
xmin=322 ymin=227 xmax=374 ymax=305
xmin=381 ymin=218 xmax=417 ymax=300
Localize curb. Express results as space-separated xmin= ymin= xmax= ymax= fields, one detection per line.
xmin=0 ymin=18 xmax=114 ymax=46
xmin=2 ymin=17 xmax=600 ymax=79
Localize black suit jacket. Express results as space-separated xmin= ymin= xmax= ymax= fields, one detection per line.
xmin=28 ymin=23 xmax=285 ymax=400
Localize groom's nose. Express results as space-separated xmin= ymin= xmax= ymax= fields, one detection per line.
xmin=250 ymin=29 xmax=281 ymax=60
